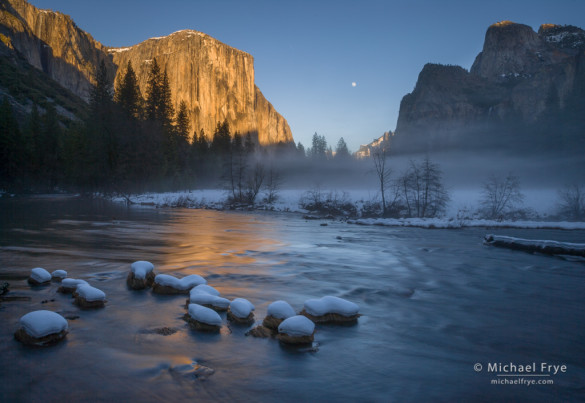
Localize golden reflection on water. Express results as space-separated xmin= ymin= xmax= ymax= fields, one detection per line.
xmin=156 ymin=210 xmax=287 ymax=296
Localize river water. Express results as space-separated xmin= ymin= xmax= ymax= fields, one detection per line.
xmin=1 ymin=197 xmax=584 ymax=402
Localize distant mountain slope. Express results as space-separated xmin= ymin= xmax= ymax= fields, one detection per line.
xmin=390 ymin=21 xmax=585 ymax=155
xmin=0 ymin=0 xmax=293 ymax=145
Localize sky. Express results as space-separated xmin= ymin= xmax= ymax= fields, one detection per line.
xmin=28 ymin=0 xmax=585 ymax=152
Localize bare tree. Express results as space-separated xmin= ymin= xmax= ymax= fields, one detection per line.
xmin=398 ymin=157 xmax=449 ymax=218
xmin=371 ymin=146 xmax=392 ymax=216
xmin=557 ymin=184 xmax=585 ymax=221
xmin=245 ymin=162 xmax=265 ymax=204
xmin=264 ymin=165 xmax=282 ymax=204
xmin=479 ymin=172 xmax=524 ymax=219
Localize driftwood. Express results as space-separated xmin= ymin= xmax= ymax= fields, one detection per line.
xmin=484 ymin=234 xmax=585 ymax=257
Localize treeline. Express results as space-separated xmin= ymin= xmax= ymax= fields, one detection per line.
xmin=0 ymin=59 xmax=290 ymax=193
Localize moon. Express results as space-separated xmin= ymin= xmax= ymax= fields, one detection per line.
xmin=351 ymin=82 xmax=357 ymax=87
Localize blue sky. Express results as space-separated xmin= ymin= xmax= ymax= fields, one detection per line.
xmin=29 ymin=0 xmax=585 ymax=151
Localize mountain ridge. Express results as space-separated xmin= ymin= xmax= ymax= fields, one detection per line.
xmin=0 ymin=0 xmax=293 ymax=145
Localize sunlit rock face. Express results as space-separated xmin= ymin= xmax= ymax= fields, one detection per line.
xmin=391 ymin=21 xmax=585 ymax=154
xmin=0 ymin=0 xmax=293 ymax=146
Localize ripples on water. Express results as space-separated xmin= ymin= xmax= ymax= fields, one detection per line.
xmin=1 ymin=197 xmax=585 ymax=402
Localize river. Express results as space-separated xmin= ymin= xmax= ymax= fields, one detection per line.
xmin=1 ymin=197 xmax=584 ymax=402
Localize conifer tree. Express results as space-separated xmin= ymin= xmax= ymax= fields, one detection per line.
xmin=175 ymin=101 xmax=190 ymax=140
xmin=115 ymin=61 xmax=142 ymax=119
xmin=145 ymin=58 xmax=162 ymax=121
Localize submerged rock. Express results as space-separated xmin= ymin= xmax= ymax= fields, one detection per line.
xmin=27 ymin=268 xmax=51 ymax=285
xmin=127 ymin=261 xmax=156 ymax=290
xmin=14 ymin=310 xmax=68 ymax=346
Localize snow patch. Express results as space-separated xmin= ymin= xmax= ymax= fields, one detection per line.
xmin=19 ymin=310 xmax=68 ymax=338
xmin=349 ymin=218 xmax=585 ymax=230
xmin=190 ymin=284 xmax=220 ymax=296
xmin=278 ymin=315 xmax=315 ymax=337
xmin=61 ymin=278 xmax=88 ymax=288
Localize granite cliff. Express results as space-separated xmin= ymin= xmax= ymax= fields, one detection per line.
xmin=0 ymin=0 xmax=293 ymax=145
xmin=390 ymin=21 xmax=585 ymax=154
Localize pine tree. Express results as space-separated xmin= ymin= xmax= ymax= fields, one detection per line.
xmin=175 ymin=101 xmax=190 ymax=141
xmin=0 ymin=98 xmax=23 ymax=183
xmin=335 ymin=137 xmax=350 ymax=159
xmin=115 ymin=61 xmax=142 ymax=119
xmin=160 ymin=69 xmax=174 ymax=129
xmin=145 ymin=58 xmax=162 ymax=121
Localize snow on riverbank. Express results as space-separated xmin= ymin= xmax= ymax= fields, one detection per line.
xmin=108 ymin=189 xmax=585 ymax=230
xmin=348 ymin=218 xmax=585 ymax=230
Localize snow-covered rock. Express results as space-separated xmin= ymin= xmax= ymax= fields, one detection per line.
xmin=227 ymin=298 xmax=255 ymax=324
xmin=188 ymin=292 xmax=230 ymax=312
xmin=127 ymin=261 xmax=156 ymax=290
xmin=277 ymin=315 xmax=315 ymax=344
xmin=190 ymin=284 xmax=220 ymax=296
xmin=185 ymin=303 xmax=222 ymax=332
xmin=301 ymin=296 xmax=360 ymax=323
xmin=58 ymin=278 xmax=88 ymax=294
xmin=152 ymin=274 xmax=207 ymax=294
xmin=14 ymin=310 xmax=68 ymax=346
xmin=263 ymin=300 xmax=296 ymax=330
xmin=51 ymin=270 xmax=67 ymax=281
xmin=28 ymin=268 xmax=51 ymax=285
xmin=484 ymin=234 xmax=585 ymax=257
xmin=74 ymin=284 xmax=106 ymax=308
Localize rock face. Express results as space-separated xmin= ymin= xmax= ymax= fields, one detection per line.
xmin=390 ymin=21 xmax=585 ymax=154
xmin=0 ymin=0 xmax=293 ymax=145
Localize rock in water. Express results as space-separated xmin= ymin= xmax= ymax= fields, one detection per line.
xmin=127 ymin=261 xmax=156 ymax=290
xmin=277 ymin=315 xmax=315 ymax=345
xmin=227 ymin=298 xmax=255 ymax=324
xmin=58 ymin=278 xmax=89 ymax=294
xmin=74 ymin=284 xmax=107 ymax=308
xmin=185 ymin=304 xmax=222 ymax=332
xmin=152 ymin=274 xmax=207 ymax=295
xmin=51 ymin=270 xmax=67 ymax=281
xmin=15 ymin=310 xmax=68 ymax=346
xmin=301 ymin=296 xmax=360 ymax=324
xmin=263 ymin=300 xmax=296 ymax=330
xmin=28 ymin=268 xmax=51 ymax=285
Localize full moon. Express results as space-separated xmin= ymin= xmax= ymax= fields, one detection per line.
xmin=351 ymin=82 xmax=357 ymax=87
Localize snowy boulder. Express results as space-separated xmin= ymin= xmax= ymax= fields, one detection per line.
xmin=227 ymin=298 xmax=255 ymax=324
xmin=191 ymin=284 xmax=220 ymax=296
xmin=58 ymin=278 xmax=89 ymax=294
xmin=185 ymin=303 xmax=222 ymax=332
xmin=127 ymin=261 xmax=156 ymax=290
xmin=187 ymin=288 xmax=230 ymax=312
xmin=263 ymin=300 xmax=296 ymax=330
xmin=74 ymin=284 xmax=107 ymax=308
xmin=51 ymin=270 xmax=67 ymax=282
xmin=301 ymin=296 xmax=360 ymax=323
xmin=27 ymin=268 xmax=51 ymax=285
xmin=277 ymin=315 xmax=315 ymax=344
xmin=14 ymin=310 xmax=68 ymax=346
xmin=152 ymin=274 xmax=207 ymax=295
